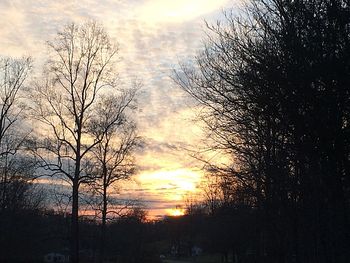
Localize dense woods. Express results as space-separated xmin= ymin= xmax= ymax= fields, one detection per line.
xmin=0 ymin=0 xmax=350 ymax=262
xmin=176 ymin=0 xmax=350 ymax=262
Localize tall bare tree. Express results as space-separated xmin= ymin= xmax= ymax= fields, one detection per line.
xmin=29 ymin=21 xmax=119 ymax=263
xmin=87 ymin=92 xmax=138 ymax=263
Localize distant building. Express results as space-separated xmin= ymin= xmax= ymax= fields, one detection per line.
xmin=43 ymin=252 xmax=69 ymax=263
xmin=170 ymin=242 xmax=203 ymax=258
xmin=191 ymin=245 xmax=203 ymax=257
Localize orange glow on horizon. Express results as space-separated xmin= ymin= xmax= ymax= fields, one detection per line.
xmin=166 ymin=207 xmax=186 ymax=217
xmin=136 ymin=168 xmax=203 ymax=202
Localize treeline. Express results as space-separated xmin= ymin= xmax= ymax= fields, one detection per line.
xmin=176 ymin=0 xmax=350 ymax=263
xmin=0 ymin=206 xmax=165 ymax=263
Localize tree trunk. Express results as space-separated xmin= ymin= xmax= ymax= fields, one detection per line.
xmin=71 ymin=124 xmax=82 ymax=263
xmin=71 ymin=178 xmax=79 ymax=263
xmin=99 ymin=185 xmax=107 ymax=263
xmin=1 ymin=154 xmax=8 ymax=211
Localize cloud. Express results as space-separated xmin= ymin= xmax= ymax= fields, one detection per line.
xmin=0 ymin=0 xmax=236 ymax=216
xmin=137 ymin=0 xmax=230 ymax=24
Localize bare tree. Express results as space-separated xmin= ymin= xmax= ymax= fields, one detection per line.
xmin=0 ymin=56 xmax=32 ymax=212
xmin=87 ymin=92 xmax=139 ymax=263
xmin=29 ymin=21 xmax=119 ymax=263
xmin=176 ymin=0 xmax=350 ymax=261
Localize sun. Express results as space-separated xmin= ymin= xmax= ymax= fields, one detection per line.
xmin=166 ymin=207 xmax=185 ymax=217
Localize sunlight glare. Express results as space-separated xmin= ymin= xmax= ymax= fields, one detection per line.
xmin=137 ymin=168 xmax=202 ymax=201
xmin=166 ymin=207 xmax=185 ymax=217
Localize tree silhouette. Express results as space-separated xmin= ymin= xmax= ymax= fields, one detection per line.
xmin=0 ymin=56 xmax=32 ymax=207
xmin=87 ymin=91 xmax=139 ymax=263
xmin=29 ymin=21 xmax=119 ymax=263
xmin=176 ymin=0 xmax=350 ymax=262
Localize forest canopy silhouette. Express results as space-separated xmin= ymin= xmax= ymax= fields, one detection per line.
xmin=176 ymin=0 xmax=350 ymax=262
xmin=0 ymin=0 xmax=350 ymax=263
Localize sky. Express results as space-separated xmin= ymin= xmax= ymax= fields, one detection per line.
xmin=0 ymin=0 xmax=238 ymax=219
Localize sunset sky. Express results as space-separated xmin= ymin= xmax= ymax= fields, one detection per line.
xmin=0 ymin=0 xmax=237 ymax=218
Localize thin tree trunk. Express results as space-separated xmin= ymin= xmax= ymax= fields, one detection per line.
xmin=71 ymin=177 xmax=80 ymax=263
xmin=99 ymin=185 xmax=107 ymax=263
xmin=1 ymin=155 xmax=8 ymax=211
